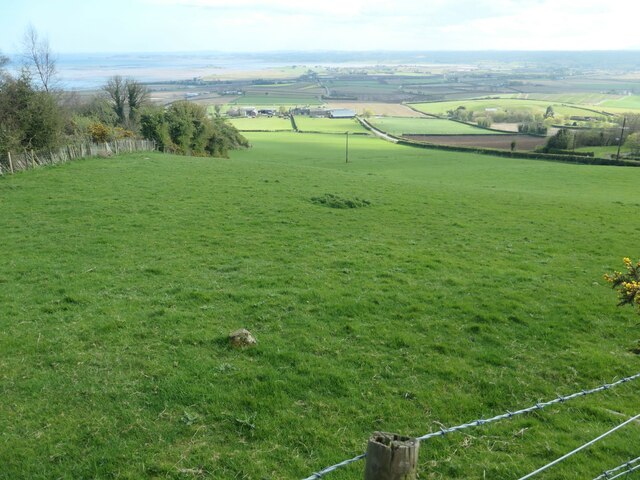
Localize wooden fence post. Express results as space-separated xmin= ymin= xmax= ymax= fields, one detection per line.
xmin=8 ymin=151 xmax=14 ymax=174
xmin=30 ymin=150 xmax=36 ymax=169
xmin=364 ymin=432 xmax=419 ymax=480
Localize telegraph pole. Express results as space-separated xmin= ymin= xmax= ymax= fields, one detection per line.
xmin=345 ymin=131 xmax=349 ymax=163
xmin=616 ymin=116 xmax=627 ymax=161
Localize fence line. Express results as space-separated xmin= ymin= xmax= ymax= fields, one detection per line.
xmin=302 ymin=372 xmax=640 ymax=480
xmin=0 ymin=139 xmax=156 ymax=176
xmin=606 ymin=464 xmax=640 ymax=480
xmin=594 ymin=456 xmax=640 ymax=480
xmin=516 ymin=413 xmax=640 ymax=480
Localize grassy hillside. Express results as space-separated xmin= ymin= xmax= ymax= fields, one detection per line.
xmin=1 ymin=133 xmax=639 ymax=479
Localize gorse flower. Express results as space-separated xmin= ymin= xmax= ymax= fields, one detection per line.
xmin=605 ymin=257 xmax=640 ymax=312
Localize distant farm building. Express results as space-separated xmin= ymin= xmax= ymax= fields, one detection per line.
xmin=227 ymin=107 xmax=258 ymax=118
xmin=328 ymin=109 xmax=356 ymax=119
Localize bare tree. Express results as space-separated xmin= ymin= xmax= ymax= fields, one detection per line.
xmin=22 ymin=25 xmax=57 ymax=92
xmin=103 ymin=75 xmax=127 ymax=126
xmin=126 ymin=78 xmax=148 ymax=128
xmin=103 ymin=76 xmax=149 ymax=129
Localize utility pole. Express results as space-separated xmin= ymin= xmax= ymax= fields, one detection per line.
xmin=345 ymin=131 xmax=349 ymax=163
xmin=616 ymin=116 xmax=627 ymax=161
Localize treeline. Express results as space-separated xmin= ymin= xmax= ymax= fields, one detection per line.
xmin=0 ymin=28 xmax=247 ymax=158
xmin=543 ymin=116 xmax=640 ymax=155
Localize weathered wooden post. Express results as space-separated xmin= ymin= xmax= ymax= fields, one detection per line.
xmin=8 ymin=151 xmax=14 ymax=174
xmin=30 ymin=150 xmax=36 ymax=168
xmin=364 ymin=432 xmax=419 ymax=480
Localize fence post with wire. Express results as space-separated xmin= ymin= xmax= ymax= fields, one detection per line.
xmin=302 ymin=372 xmax=640 ymax=480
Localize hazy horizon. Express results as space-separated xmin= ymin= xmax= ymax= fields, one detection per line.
xmin=1 ymin=0 xmax=639 ymax=54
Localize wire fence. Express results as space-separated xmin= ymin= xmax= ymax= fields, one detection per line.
xmin=517 ymin=413 xmax=640 ymax=480
xmin=0 ymin=139 xmax=156 ymax=176
xmin=594 ymin=456 xmax=640 ymax=480
xmin=302 ymin=372 xmax=640 ymax=480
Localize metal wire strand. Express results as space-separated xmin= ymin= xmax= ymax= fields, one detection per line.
xmin=593 ymin=456 xmax=640 ymax=480
xmin=516 ymin=413 xmax=640 ymax=480
xmin=301 ymin=372 xmax=640 ymax=479
xmin=605 ymin=463 xmax=640 ymax=480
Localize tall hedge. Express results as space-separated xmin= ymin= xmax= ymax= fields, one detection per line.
xmin=141 ymin=102 xmax=248 ymax=157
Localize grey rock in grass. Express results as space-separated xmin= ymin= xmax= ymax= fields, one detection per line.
xmin=229 ymin=328 xmax=257 ymax=347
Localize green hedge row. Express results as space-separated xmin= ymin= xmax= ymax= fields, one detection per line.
xmin=395 ymin=139 xmax=640 ymax=167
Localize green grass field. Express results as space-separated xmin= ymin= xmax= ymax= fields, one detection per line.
xmin=227 ymin=116 xmax=293 ymax=131
xmin=368 ymin=116 xmax=505 ymax=135
xmin=410 ymin=98 xmax=608 ymax=119
xmin=1 ymin=133 xmax=639 ymax=479
xmin=293 ymin=116 xmax=368 ymax=134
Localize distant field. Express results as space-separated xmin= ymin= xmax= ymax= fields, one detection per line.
xmin=507 ymin=93 xmax=640 ymax=113
xmin=404 ymin=134 xmax=547 ymax=151
xmin=409 ymin=98 xmax=608 ymax=118
xmin=231 ymin=94 xmax=322 ymax=106
xmin=227 ymin=116 xmax=292 ymax=131
xmin=369 ymin=117 xmax=504 ymax=135
xmin=507 ymin=92 xmax=622 ymax=105
xmin=294 ymin=116 xmax=369 ymax=134
xmin=599 ymin=95 xmax=640 ymax=111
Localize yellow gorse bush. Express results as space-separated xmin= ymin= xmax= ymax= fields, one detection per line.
xmin=605 ymin=257 xmax=640 ymax=311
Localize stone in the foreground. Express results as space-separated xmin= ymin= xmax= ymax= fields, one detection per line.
xmin=229 ymin=328 xmax=257 ymax=347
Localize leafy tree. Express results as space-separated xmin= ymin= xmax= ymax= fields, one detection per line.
xmin=544 ymin=128 xmax=572 ymax=151
xmin=544 ymin=105 xmax=555 ymax=119
xmin=0 ymin=71 xmax=63 ymax=153
xmin=624 ymin=132 xmax=640 ymax=155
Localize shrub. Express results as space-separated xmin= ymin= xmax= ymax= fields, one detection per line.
xmin=140 ymin=102 xmax=248 ymax=157
xmin=310 ymin=193 xmax=371 ymax=209
xmin=604 ymin=257 xmax=640 ymax=312
xmin=88 ymin=122 xmax=110 ymax=143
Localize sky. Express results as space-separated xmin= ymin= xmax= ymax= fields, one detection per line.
xmin=0 ymin=0 xmax=639 ymax=54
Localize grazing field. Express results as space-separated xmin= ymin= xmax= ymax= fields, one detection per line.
xmin=403 ymin=134 xmax=548 ymax=151
xmin=409 ymin=98 xmax=607 ymax=118
xmin=369 ymin=116 xmax=505 ymax=135
xmin=599 ymin=95 xmax=640 ymax=111
xmin=227 ymin=116 xmax=293 ymax=131
xmin=293 ymin=116 xmax=369 ymax=134
xmin=1 ymin=133 xmax=639 ymax=479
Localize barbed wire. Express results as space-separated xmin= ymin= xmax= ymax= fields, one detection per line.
xmin=594 ymin=456 xmax=640 ymax=480
xmin=516 ymin=413 xmax=640 ymax=480
xmin=418 ymin=372 xmax=640 ymax=441
xmin=301 ymin=372 xmax=640 ymax=480
xmin=302 ymin=454 xmax=367 ymax=480
xmin=606 ymin=463 xmax=640 ymax=480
